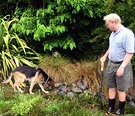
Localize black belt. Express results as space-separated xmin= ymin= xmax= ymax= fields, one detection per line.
xmin=110 ymin=60 xmax=123 ymax=64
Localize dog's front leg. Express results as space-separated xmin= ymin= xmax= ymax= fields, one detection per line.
xmin=38 ymin=83 xmax=49 ymax=94
xmin=29 ymin=82 xmax=35 ymax=94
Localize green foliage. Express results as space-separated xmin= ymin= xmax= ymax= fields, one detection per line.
xmin=12 ymin=8 xmax=37 ymax=35
xmin=0 ymin=93 xmax=43 ymax=116
xmin=0 ymin=0 xmax=14 ymax=17
xmin=44 ymin=102 xmax=60 ymax=114
xmin=0 ymin=16 xmax=41 ymax=78
xmin=125 ymin=104 xmax=135 ymax=114
xmin=91 ymin=26 xmax=110 ymax=55
xmin=0 ymin=89 xmax=107 ymax=116
xmin=1 ymin=88 xmax=134 ymax=116
xmin=131 ymin=56 xmax=135 ymax=72
xmin=10 ymin=94 xmax=43 ymax=116
xmin=0 ymin=86 xmax=5 ymax=100
xmin=43 ymin=35 xmax=76 ymax=51
xmin=11 ymin=0 xmax=106 ymax=54
xmin=0 ymin=23 xmax=4 ymax=49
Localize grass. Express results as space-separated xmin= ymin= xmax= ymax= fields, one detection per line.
xmin=0 ymin=85 xmax=135 ymax=116
xmin=0 ymin=85 xmax=106 ymax=116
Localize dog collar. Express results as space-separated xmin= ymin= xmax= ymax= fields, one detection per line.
xmin=44 ymin=77 xmax=49 ymax=85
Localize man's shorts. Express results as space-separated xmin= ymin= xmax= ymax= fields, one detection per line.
xmin=104 ymin=60 xmax=133 ymax=91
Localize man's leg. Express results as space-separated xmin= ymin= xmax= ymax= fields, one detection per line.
xmin=109 ymin=88 xmax=117 ymax=99
xmin=108 ymin=88 xmax=117 ymax=111
xmin=105 ymin=88 xmax=117 ymax=115
xmin=115 ymin=90 xmax=126 ymax=115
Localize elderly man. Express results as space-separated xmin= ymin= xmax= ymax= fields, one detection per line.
xmin=100 ymin=13 xmax=135 ymax=115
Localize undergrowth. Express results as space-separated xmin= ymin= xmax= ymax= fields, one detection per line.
xmin=0 ymin=85 xmax=135 ymax=116
xmin=0 ymin=85 xmax=106 ymax=116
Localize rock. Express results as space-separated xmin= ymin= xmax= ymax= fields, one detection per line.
xmin=126 ymin=95 xmax=133 ymax=101
xmin=63 ymin=81 xmax=68 ymax=86
xmin=58 ymin=90 xmax=65 ymax=95
xmin=59 ymin=85 xmax=67 ymax=93
xmin=67 ymin=91 xmax=74 ymax=97
xmin=72 ymin=87 xmax=82 ymax=93
xmin=52 ymin=51 xmax=61 ymax=58
xmin=132 ymin=96 xmax=135 ymax=102
xmin=128 ymin=101 xmax=135 ymax=107
xmin=54 ymin=82 xmax=63 ymax=88
xmin=77 ymin=81 xmax=87 ymax=90
xmin=50 ymin=88 xmax=59 ymax=94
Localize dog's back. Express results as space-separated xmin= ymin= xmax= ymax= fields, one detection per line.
xmin=13 ymin=66 xmax=38 ymax=78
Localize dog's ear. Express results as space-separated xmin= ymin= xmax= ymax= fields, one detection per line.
xmin=48 ymin=77 xmax=52 ymax=82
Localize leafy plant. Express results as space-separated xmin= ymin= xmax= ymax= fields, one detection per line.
xmin=0 ymin=15 xmax=41 ymax=79
xmin=11 ymin=0 xmax=107 ymax=55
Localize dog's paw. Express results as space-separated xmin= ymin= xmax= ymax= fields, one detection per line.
xmin=20 ymin=91 xmax=24 ymax=93
xmin=30 ymin=92 xmax=34 ymax=95
xmin=44 ymin=90 xmax=49 ymax=94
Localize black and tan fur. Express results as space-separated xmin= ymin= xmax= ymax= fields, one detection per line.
xmin=2 ymin=66 xmax=53 ymax=94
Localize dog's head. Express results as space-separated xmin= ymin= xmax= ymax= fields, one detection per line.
xmin=45 ymin=77 xmax=54 ymax=89
xmin=37 ymin=68 xmax=54 ymax=88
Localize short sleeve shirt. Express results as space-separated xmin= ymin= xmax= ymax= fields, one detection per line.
xmin=108 ymin=25 xmax=135 ymax=62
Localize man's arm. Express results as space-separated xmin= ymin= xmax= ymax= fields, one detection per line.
xmin=117 ymin=53 xmax=134 ymax=76
xmin=120 ymin=53 xmax=134 ymax=68
xmin=100 ymin=49 xmax=109 ymax=63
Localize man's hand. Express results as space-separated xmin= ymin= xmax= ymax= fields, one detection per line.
xmin=100 ymin=57 xmax=106 ymax=63
xmin=100 ymin=57 xmax=106 ymax=71
xmin=116 ymin=66 xmax=125 ymax=77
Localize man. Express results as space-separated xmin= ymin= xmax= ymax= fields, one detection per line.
xmin=100 ymin=13 xmax=135 ymax=115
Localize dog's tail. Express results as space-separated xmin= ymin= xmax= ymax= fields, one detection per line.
xmin=2 ymin=73 xmax=13 ymax=84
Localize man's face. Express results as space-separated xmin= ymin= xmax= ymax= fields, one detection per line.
xmin=105 ymin=20 xmax=114 ymax=31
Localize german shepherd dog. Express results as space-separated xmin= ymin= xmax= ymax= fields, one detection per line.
xmin=2 ymin=66 xmax=53 ymax=94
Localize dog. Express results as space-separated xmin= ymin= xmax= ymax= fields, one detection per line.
xmin=2 ymin=66 xmax=53 ymax=94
